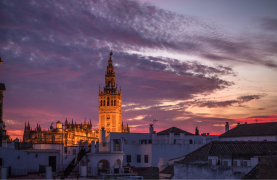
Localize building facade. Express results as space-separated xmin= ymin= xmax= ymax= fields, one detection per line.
xmin=0 ymin=57 xmax=9 ymax=148
xmin=23 ymin=119 xmax=98 ymax=146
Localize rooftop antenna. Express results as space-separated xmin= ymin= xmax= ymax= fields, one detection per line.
xmin=153 ymin=119 xmax=158 ymax=125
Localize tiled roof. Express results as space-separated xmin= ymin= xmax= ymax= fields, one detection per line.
xmin=160 ymin=164 xmax=174 ymax=174
xmin=242 ymin=164 xmax=259 ymax=179
xmin=138 ymin=167 xmax=159 ymax=179
xmin=157 ymin=127 xmax=193 ymax=136
xmin=220 ymin=122 xmax=277 ymax=138
xmin=179 ymin=141 xmax=277 ymax=162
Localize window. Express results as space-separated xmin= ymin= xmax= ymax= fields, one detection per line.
xmin=141 ymin=139 xmax=147 ymax=144
xmin=148 ymin=139 xmax=152 ymax=144
xmin=68 ymin=151 xmax=70 ymax=155
xmin=73 ymin=149 xmax=76 ymax=155
xmin=189 ymin=139 xmax=193 ymax=144
xmin=100 ymin=100 xmax=102 ymax=106
xmin=114 ymin=100 xmax=116 ymax=106
xmin=0 ymin=158 xmax=2 ymax=166
xmin=144 ymin=155 xmax=148 ymax=163
xmin=137 ymin=155 xmax=141 ymax=163
xmin=174 ymin=139 xmax=176 ymax=144
xmin=127 ymin=155 xmax=131 ymax=163
xmin=103 ymin=100 xmax=105 ymax=106
xmin=111 ymin=100 xmax=113 ymax=106
xmin=107 ymin=98 xmax=110 ymax=106
xmin=64 ymin=147 xmax=67 ymax=153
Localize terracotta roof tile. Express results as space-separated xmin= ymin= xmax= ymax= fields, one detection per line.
xmin=179 ymin=141 xmax=277 ymax=162
xmin=242 ymin=164 xmax=259 ymax=179
xmin=220 ymin=122 xmax=277 ymax=138
xmin=160 ymin=164 xmax=174 ymax=174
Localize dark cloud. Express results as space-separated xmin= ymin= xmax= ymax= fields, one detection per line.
xmin=247 ymin=115 xmax=277 ymax=119
xmin=259 ymin=17 xmax=277 ymax=31
xmin=0 ymin=0 xmax=275 ymax=137
xmin=1 ymin=0 xmax=277 ymax=70
xmin=192 ymin=94 xmax=266 ymax=108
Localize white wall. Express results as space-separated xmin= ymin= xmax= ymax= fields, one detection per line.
xmin=33 ymin=144 xmax=80 ymax=169
xmin=151 ymin=144 xmax=204 ymax=167
xmin=0 ymin=147 xmax=28 ymax=175
xmin=108 ymin=132 xmax=219 ymax=168
xmin=24 ymin=151 xmax=60 ymax=172
xmin=123 ymin=144 xmax=152 ymax=167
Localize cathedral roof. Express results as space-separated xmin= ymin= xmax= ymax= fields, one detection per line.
xmin=51 ymin=128 xmax=64 ymax=132
xmin=157 ymin=127 xmax=193 ymax=136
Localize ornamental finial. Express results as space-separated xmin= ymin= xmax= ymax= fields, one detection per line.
xmin=109 ymin=51 xmax=113 ymax=60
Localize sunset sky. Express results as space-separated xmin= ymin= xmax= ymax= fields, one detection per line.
xmin=1 ymin=0 xmax=277 ymax=140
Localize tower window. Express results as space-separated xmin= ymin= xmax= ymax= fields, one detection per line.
xmin=103 ymin=100 xmax=105 ymax=106
xmin=114 ymin=100 xmax=116 ymax=106
xmin=107 ymin=98 xmax=110 ymax=106
xmin=100 ymin=100 xmax=102 ymax=106
xmin=111 ymin=100 xmax=113 ymax=106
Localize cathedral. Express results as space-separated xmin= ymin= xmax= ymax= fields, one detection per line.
xmin=23 ymin=52 xmax=130 ymax=145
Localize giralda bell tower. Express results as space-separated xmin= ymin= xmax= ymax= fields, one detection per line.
xmin=99 ymin=52 xmax=122 ymax=135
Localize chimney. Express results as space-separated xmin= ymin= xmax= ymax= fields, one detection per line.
xmin=169 ymin=130 xmax=174 ymax=144
xmin=225 ymin=122 xmax=229 ymax=132
xmin=149 ymin=124 xmax=154 ymax=134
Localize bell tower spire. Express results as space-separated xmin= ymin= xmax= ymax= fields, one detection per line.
xmin=99 ymin=52 xmax=125 ymax=139
xmin=103 ymin=51 xmax=116 ymax=94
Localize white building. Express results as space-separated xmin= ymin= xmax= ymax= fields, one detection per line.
xmin=172 ymin=141 xmax=277 ymax=179
xmin=0 ymin=146 xmax=60 ymax=177
xmin=220 ymin=122 xmax=277 ymax=141
xmin=81 ymin=125 xmax=219 ymax=177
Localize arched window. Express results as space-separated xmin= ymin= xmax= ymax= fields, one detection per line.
xmin=108 ymin=81 xmax=111 ymax=87
xmin=100 ymin=100 xmax=102 ymax=106
xmin=114 ymin=100 xmax=116 ymax=106
xmin=103 ymin=100 xmax=105 ymax=106
xmin=107 ymin=98 xmax=110 ymax=106
xmin=111 ymin=100 xmax=113 ymax=106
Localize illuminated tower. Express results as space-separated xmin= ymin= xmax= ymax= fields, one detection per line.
xmin=99 ymin=52 xmax=122 ymax=135
xmin=0 ymin=57 xmax=8 ymax=147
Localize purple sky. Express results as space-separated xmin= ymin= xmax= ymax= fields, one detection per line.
xmin=1 ymin=0 xmax=277 ymax=139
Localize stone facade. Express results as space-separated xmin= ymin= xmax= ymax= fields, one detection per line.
xmin=99 ymin=52 xmax=130 ymax=136
xmin=23 ymin=119 xmax=98 ymax=146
